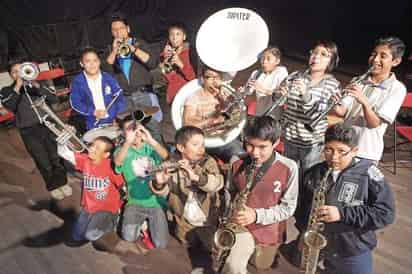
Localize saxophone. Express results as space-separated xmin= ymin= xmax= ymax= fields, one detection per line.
xmin=301 ymin=167 xmax=333 ymax=274
xmin=212 ymin=159 xmax=257 ymax=273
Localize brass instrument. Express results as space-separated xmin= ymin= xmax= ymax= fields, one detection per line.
xmin=301 ymin=167 xmax=333 ymax=274
xmin=304 ymin=66 xmax=374 ymax=132
xmin=144 ymin=161 xmax=182 ymax=176
xmin=18 ymin=62 xmax=40 ymax=82
xmin=160 ymin=47 xmax=177 ymax=74
xmin=33 ymin=96 xmax=88 ymax=152
xmin=212 ymin=159 xmax=257 ymax=273
xmin=202 ymin=83 xmax=247 ymax=138
xmin=116 ymin=39 xmax=131 ymax=58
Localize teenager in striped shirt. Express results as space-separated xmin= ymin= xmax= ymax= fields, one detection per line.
xmin=276 ymin=41 xmax=341 ymax=179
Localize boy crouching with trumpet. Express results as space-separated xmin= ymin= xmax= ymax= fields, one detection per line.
xmin=219 ymin=116 xmax=298 ymax=274
xmin=285 ymin=124 xmax=395 ymax=274
xmin=150 ymin=126 xmax=224 ymax=253
xmin=114 ymin=114 xmax=169 ymax=249
xmin=57 ymin=136 xmax=124 ymax=244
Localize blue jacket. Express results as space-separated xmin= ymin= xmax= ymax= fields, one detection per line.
xmin=70 ymin=71 xmax=126 ymax=129
xmin=295 ymin=159 xmax=395 ymax=258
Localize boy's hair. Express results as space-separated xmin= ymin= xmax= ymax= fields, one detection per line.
xmin=80 ymin=47 xmax=100 ymax=61
xmin=244 ymin=116 xmax=281 ymax=143
xmin=260 ymin=46 xmax=282 ymax=61
xmin=374 ymin=36 xmax=406 ymax=59
xmin=7 ymin=59 xmax=25 ymax=74
xmin=168 ymin=22 xmax=187 ymax=36
xmin=94 ymin=136 xmax=115 ymax=153
xmin=312 ymin=40 xmax=339 ymax=72
xmin=325 ymin=123 xmax=359 ymax=147
xmin=201 ymin=65 xmax=222 ymax=77
xmin=110 ymin=12 xmax=129 ymax=26
xmin=175 ymin=126 xmax=204 ymax=146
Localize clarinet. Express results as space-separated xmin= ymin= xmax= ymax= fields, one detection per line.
xmin=263 ymin=69 xmax=310 ymax=116
xmin=304 ymin=66 xmax=373 ymax=132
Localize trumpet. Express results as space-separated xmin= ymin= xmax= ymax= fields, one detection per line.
xmin=304 ymin=66 xmax=374 ymax=132
xmin=160 ymin=46 xmax=177 ymax=74
xmin=116 ymin=39 xmax=131 ymax=58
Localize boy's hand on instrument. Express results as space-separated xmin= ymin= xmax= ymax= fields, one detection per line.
xmin=330 ymin=92 xmax=342 ymax=104
xmin=136 ymin=124 xmax=155 ymax=144
xmin=232 ymin=205 xmax=257 ymax=226
xmin=317 ymin=205 xmax=341 ymax=223
xmin=94 ymin=109 xmax=107 ymax=119
xmin=155 ymin=169 xmax=171 ymax=185
xmin=179 ymin=159 xmax=199 ymax=182
xmin=276 ymin=85 xmax=288 ymax=96
xmin=171 ymin=54 xmax=183 ymax=69
xmin=346 ymin=83 xmax=368 ymax=106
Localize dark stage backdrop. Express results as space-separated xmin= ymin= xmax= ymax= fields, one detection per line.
xmin=0 ymin=0 xmax=410 ymax=72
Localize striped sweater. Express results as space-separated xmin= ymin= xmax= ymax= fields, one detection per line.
xmin=282 ymin=70 xmax=340 ymax=146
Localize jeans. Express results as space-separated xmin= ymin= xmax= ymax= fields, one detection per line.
xmin=322 ymin=251 xmax=373 ymax=274
xmin=72 ymin=209 xmax=118 ymax=241
xmin=284 ymin=141 xmax=323 ymax=181
xmin=121 ymin=204 xmax=169 ymax=248
xmin=125 ymin=92 xmax=162 ymax=144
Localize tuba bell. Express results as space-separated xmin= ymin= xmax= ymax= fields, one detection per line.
xmin=171 ymin=7 xmax=269 ymax=148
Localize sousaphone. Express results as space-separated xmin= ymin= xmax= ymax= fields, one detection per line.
xmin=172 ymin=8 xmax=269 ymax=148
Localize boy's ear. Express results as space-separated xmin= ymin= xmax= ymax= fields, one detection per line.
xmin=79 ymin=62 xmax=84 ymax=68
xmin=104 ymin=151 xmax=111 ymax=158
xmin=176 ymin=143 xmax=184 ymax=153
xmin=351 ymin=146 xmax=359 ymax=156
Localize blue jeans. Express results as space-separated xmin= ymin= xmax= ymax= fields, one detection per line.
xmin=121 ymin=204 xmax=169 ymax=248
xmin=322 ymin=251 xmax=373 ymax=274
xmin=72 ymin=209 xmax=118 ymax=241
xmin=284 ymin=141 xmax=323 ymax=181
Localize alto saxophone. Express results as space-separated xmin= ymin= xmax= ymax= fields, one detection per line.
xmin=301 ymin=167 xmax=333 ymax=274
xmin=212 ymin=159 xmax=257 ymax=273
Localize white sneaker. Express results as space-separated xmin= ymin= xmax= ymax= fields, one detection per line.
xmin=59 ymin=184 xmax=73 ymax=197
xmin=50 ymin=188 xmax=65 ymax=200
xmin=190 ymin=267 xmax=205 ymax=274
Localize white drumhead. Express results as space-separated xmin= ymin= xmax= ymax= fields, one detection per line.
xmin=82 ymin=125 xmax=121 ymax=143
xmin=196 ymin=7 xmax=269 ymax=72
xmin=171 ymin=79 xmax=246 ymax=148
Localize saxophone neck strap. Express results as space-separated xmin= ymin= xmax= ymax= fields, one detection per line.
xmin=243 ymin=152 xmax=276 ymax=192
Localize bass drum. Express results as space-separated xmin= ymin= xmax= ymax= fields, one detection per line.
xmin=82 ymin=125 xmax=122 ymax=145
xmin=171 ymin=79 xmax=246 ymax=148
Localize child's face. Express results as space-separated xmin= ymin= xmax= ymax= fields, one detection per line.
xmin=308 ymin=45 xmax=332 ymax=74
xmin=123 ymin=121 xmax=143 ymax=146
xmin=323 ymin=141 xmax=358 ymax=171
xmin=82 ymin=52 xmax=101 ymax=76
xmin=111 ymin=21 xmax=130 ymax=40
xmin=88 ymin=140 xmax=110 ymax=162
xmin=260 ymin=51 xmax=280 ymax=73
xmin=168 ymin=28 xmax=186 ymax=48
xmin=177 ymin=134 xmax=206 ymax=162
xmin=368 ymin=44 xmax=401 ymax=77
xmin=203 ymin=69 xmax=222 ymax=94
xmin=245 ymin=138 xmax=277 ymax=166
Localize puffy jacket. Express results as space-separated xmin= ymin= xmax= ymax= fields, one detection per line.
xmin=295 ymin=159 xmax=395 ymax=257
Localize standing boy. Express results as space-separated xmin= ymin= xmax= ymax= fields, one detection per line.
xmin=222 ymin=116 xmax=298 ymax=274
xmin=294 ymin=123 xmax=395 ymax=274
xmin=334 ymin=36 xmax=407 ymax=163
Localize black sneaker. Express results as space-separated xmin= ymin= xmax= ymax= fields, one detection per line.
xmin=279 ymin=240 xmax=302 ymax=268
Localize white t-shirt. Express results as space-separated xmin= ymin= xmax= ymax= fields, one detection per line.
xmin=248 ymin=66 xmax=288 ymax=97
xmin=84 ymin=72 xmax=107 ymax=115
xmin=341 ymin=73 xmax=406 ymax=161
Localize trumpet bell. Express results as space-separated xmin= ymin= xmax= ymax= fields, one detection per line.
xmin=196 ymin=8 xmax=269 ymax=72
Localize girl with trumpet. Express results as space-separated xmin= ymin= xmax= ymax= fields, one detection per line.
xmin=277 ymin=40 xmax=341 ymax=179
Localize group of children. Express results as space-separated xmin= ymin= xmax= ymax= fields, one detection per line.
xmin=10 ymin=16 xmax=405 ymax=274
